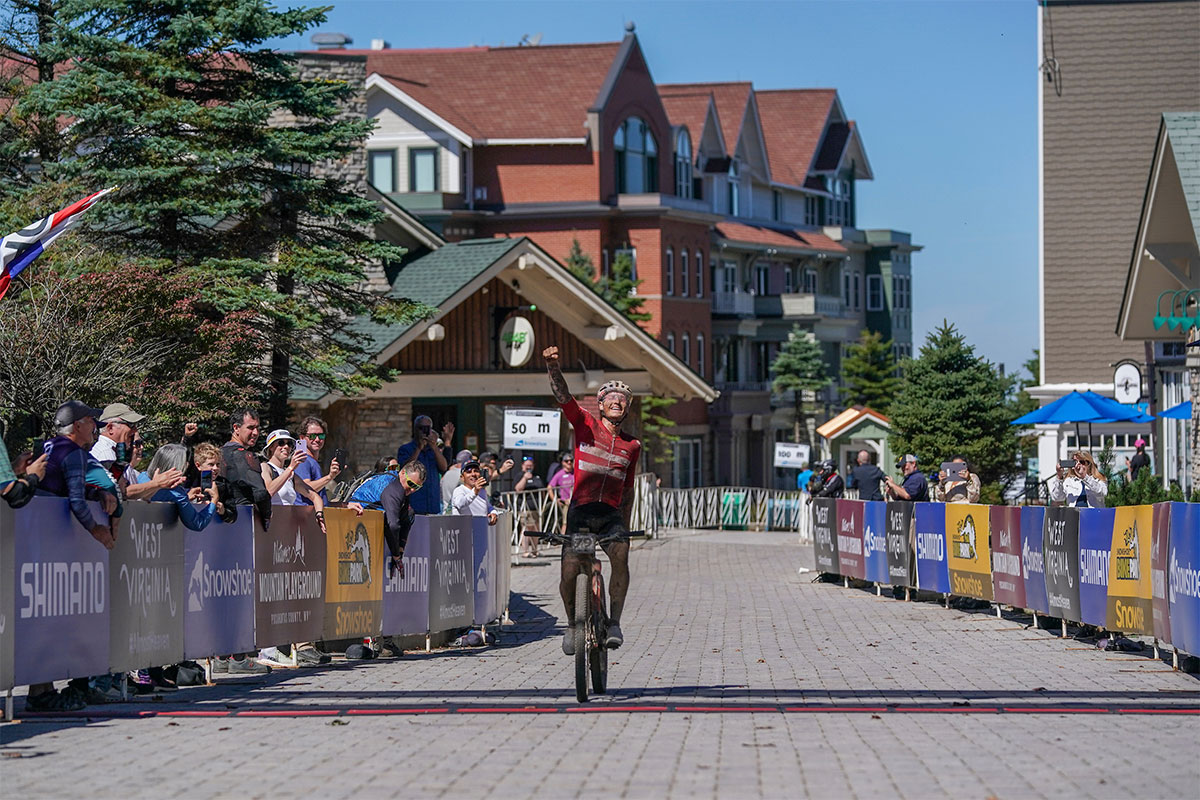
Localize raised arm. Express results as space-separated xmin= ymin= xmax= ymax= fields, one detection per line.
xmin=543 ymin=346 xmax=571 ymax=403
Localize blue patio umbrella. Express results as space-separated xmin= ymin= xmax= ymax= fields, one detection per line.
xmin=1011 ymin=390 xmax=1150 ymax=441
xmin=1160 ymin=400 xmax=1192 ymax=420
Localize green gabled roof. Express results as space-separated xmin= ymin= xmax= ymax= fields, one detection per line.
xmin=1163 ymin=112 xmax=1200 ymax=247
xmin=291 ymin=237 xmax=525 ymax=402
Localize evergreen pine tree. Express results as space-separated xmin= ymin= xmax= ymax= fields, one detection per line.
xmin=888 ymin=322 xmax=1017 ymax=486
xmin=770 ymin=325 xmax=831 ymax=451
xmin=2 ymin=0 xmax=431 ymax=425
xmin=841 ymin=330 xmax=899 ymax=413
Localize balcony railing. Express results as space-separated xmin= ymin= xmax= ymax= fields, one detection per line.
xmin=753 ymin=292 xmax=850 ymax=319
xmin=712 ymin=289 xmax=755 ymax=316
xmin=714 ymin=380 xmax=771 ymax=393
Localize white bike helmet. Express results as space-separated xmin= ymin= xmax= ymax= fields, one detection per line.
xmin=597 ymin=379 xmax=633 ymax=403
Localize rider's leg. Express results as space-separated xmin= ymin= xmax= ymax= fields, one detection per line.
xmin=601 ymin=539 xmax=630 ymax=623
xmin=560 ymin=550 xmax=584 ymax=622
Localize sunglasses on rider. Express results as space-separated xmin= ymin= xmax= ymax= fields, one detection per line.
xmin=404 ymin=475 xmax=424 ymax=491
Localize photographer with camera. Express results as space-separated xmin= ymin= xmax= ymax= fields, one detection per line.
xmin=934 ymin=455 xmax=980 ymax=504
xmin=1050 ymin=450 xmax=1108 ymax=508
xmin=397 ymin=415 xmax=449 ymax=514
xmin=885 ymin=454 xmax=929 ymax=502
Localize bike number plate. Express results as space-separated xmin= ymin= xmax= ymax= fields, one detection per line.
xmin=569 ymin=534 xmax=597 ymax=554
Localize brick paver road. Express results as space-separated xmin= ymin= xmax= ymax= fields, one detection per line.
xmin=3 ymin=529 xmax=1198 ymax=799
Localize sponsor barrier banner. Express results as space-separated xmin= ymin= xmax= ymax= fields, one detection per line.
xmin=989 ymin=506 xmax=1024 ymax=608
xmin=885 ymin=501 xmax=914 ymax=588
xmin=1150 ymin=503 xmax=1172 ymax=645
xmin=913 ymin=502 xmax=949 ymax=593
xmin=946 ymin=504 xmax=992 ymax=601
xmin=1107 ymin=505 xmax=1154 ymax=636
xmin=109 ymin=502 xmax=185 ymax=672
xmin=13 ymin=497 xmax=110 ymax=685
xmin=811 ymin=498 xmax=839 ymax=574
xmin=1020 ymin=506 xmax=1049 ymax=614
xmin=254 ymin=505 xmax=326 ymax=647
xmin=494 ymin=513 xmax=513 ymax=622
xmin=835 ymin=499 xmax=865 ymax=580
xmin=0 ymin=504 xmax=14 ymax=691
xmin=1043 ymin=506 xmax=1081 ymax=622
xmin=862 ymin=502 xmax=888 ymax=584
xmin=1078 ymin=508 xmax=1115 ymax=628
xmin=382 ymin=517 xmax=430 ymax=636
xmin=472 ymin=516 xmax=494 ymax=625
xmin=429 ymin=516 xmax=473 ymax=631
xmin=1167 ymin=502 xmax=1200 ymax=655
xmin=323 ymin=508 xmax=385 ymax=641
xmin=183 ymin=512 xmax=255 ymax=660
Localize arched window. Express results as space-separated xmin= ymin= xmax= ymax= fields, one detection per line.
xmin=682 ymin=333 xmax=691 ymax=367
xmin=696 ymin=333 xmax=705 ymax=378
xmin=675 ymin=128 xmax=693 ymax=198
xmin=667 ymin=332 xmax=676 ymax=355
xmin=695 ymin=251 xmax=704 ymax=297
xmin=665 ymin=248 xmax=674 ymax=295
xmin=680 ymin=250 xmax=689 ymax=297
xmin=614 ymin=116 xmax=658 ymax=194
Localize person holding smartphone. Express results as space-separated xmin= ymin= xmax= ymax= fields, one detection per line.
xmin=397 ymin=415 xmax=449 ymax=514
xmin=293 ymin=415 xmax=342 ymax=506
xmin=934 ymin=456 xmax=980 ymax=504
xmin=1049 ymin=450 xmax=1108 ymax=508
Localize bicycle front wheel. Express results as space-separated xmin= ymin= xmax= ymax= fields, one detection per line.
xmin=574 ymin=572 xmax=589 ymax=703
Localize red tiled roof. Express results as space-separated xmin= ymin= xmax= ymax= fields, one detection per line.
xmin=657 ymin=89 xmax=713 ymax=158
xmin=754 ymin=89 xmax=836 ymax=188
xmin=715 ymin=221 xmax=846 ymax=254
xmin=659 ymin=81 xmax=752 ymax=155
xmin=352 ymin=43 xmax=623 ymax=140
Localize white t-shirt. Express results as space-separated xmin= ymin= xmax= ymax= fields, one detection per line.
xmin=91 ymin=435 xmax=118 ymax=463
xmin=267 ymin=463 xmax=299 ymax=506
xmin=451 ymin=483 xmax=491 ymax=516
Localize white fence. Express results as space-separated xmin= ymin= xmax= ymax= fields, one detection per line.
xmin=499 ymin=478 xmax=814 ymax=549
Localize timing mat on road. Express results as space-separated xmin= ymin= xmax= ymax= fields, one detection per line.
xmin=11 ymin=702 xmax=1200 ymax=720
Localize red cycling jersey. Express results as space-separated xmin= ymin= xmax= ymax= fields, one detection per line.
xmin=561 ymin=397 xmax=641 ymax=510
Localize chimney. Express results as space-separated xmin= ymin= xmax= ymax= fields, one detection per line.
xmin=310 ymin=32 xmax=352 ymax=50
xmin=370 ymin=39 xmax=389 ymax=50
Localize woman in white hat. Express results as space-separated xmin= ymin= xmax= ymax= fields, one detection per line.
xmin=260 ymin=429 xmax=325 ymax=510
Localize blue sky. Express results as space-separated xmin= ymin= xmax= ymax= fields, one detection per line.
xmin=272 ymin=0 xmax=1039 ymax=376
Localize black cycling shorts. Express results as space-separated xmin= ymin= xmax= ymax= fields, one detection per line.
xmin=565 ymin=502 xmax=627 ymax=539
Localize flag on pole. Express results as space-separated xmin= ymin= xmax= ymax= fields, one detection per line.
xmin=0 ymin=186 xmax=118 ymax=302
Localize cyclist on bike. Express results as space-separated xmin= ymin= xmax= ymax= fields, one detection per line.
xmin=543 ymin=345 xmax=641 ymax=655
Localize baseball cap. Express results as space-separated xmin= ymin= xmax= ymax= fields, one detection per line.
xmin=899 ymin=454 xmax=918 ymax=465
xmin=54 ymin=400 xmax=103 ymax=428
xmin=461 ymin=460 xmax=481 ymax=473
xmin=455 ymin=449 xmax=473 ymax=465
xmin=264 ymin=429 xmax=295 ymax=449
xmin=1134 ymin=437 xmax=1146 ymax=448
xmin=100 ymin=402 xmax=145 ymax=424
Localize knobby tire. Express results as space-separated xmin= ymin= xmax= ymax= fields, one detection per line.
xmin=590 ymin=573 xmax=608 ymax=694
xmin=574 ymin=572 xmax=589 ymax=703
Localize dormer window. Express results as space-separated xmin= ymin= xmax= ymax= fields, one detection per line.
xmin=675 ymin=129 xmax=693 ymax=199
xmin=614 ymin=117 xmax=658 ymax=194
xmin=727 ymin=160 xmax=740 ymax=217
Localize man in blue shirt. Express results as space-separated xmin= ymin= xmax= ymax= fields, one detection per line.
xmin=796 ymin=464 xmax=814 ymax=494
xmin=293 ymin=415 xmax=342 ymax=505
xmin=397 ymin=415 xmax=447 ymax=514
xmin=885 ymin=453 xmax=929 ymax=502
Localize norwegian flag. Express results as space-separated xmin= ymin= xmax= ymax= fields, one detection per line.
xmin=0 ymin=186 xmax=117 ymax=301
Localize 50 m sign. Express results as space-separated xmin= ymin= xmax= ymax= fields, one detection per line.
xmin=503 ymin=408 xmax=561 ymax=451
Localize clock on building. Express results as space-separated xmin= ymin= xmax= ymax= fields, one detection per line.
xmin=1113 ymin=361 xmax=1142 ymax=404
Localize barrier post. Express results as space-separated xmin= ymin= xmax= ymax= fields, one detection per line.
xmin=121 ymin=672 xmax=129 ymax=701
xmin=1173 ymin=647 xmax=1180 ymax=670
xmin=944 ymin=593 xmax=950 ymax=609
xmin=904 ymin=587 xmax=910 ymax=602
xmin=1032 ymin=611 xmax=1039 ymax=630
xmin=875 ymin=583 xmax=881 ymax=597
xmin=1061 ymin=619 xmax=1067 ymax=639
xmin=425 ymin=633 xmax=432 ymax=653
xmin=4 ymin=689 xmax=11 ymax=721
xmin=995 ymin=605 xmax=1002 ymax=619
xmin=1153 ymin=639 xmax=1160 ymax=661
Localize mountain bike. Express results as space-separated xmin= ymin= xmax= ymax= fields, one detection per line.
xmin=534 ymin=529 xmax=635 ymax=703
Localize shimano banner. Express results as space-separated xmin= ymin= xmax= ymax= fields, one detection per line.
xmin=322 ymin=508 xmax=385 ymax=641
xmin=108 ymin=501 xmax=185 ymax=672
xmin=13 ymin=497 xmax=110 ymax=686
xmin=946 ymin=504 xmax=992 ymax=601
xmin=1043 ymin=506 xmax=1081 ymax=623
xmin=382 ymin=518 xmax=430 ymax=636
xmin=835 ymin=499 xmax=865 ymax=580
xmin=1077 ymin=508 xmax=1115 ymax=628
xmin=429 ymin=515 xmax=473 ymax=632
xmin=1020 ymin=506 xmax=1049 ymax=614
xmin=1167 ymin=502 xmax=1200 ymax=655
xmin=862 ymin=502 xmax=889 ymax=584
xmin=183 ymin=513 xmax=255 ymax=660
xmin=989 ymin=506 xmax=1024 ymax=608
xmin=254 ymin=506 xmax=326 ymax=646
xmin=913 ymin=503 xmax=949 ymax=593
xmin=811 ymin=498 xmax=839 ymax=574
xmin=884 ymin=501 xmax=914 ymax=588
xmin=1150 ymin=503 xmax=1172 ymax=645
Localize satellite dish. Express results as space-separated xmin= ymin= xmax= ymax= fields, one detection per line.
xmin=529 ymin=32 xmax=543 ymax=46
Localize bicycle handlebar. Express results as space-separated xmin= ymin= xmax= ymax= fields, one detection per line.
xmin=530 ymin=530 xmax=642 ymax=546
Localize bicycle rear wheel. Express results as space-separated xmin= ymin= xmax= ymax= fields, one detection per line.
xmin=574 ymin=572 xmax=589 ymax=703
